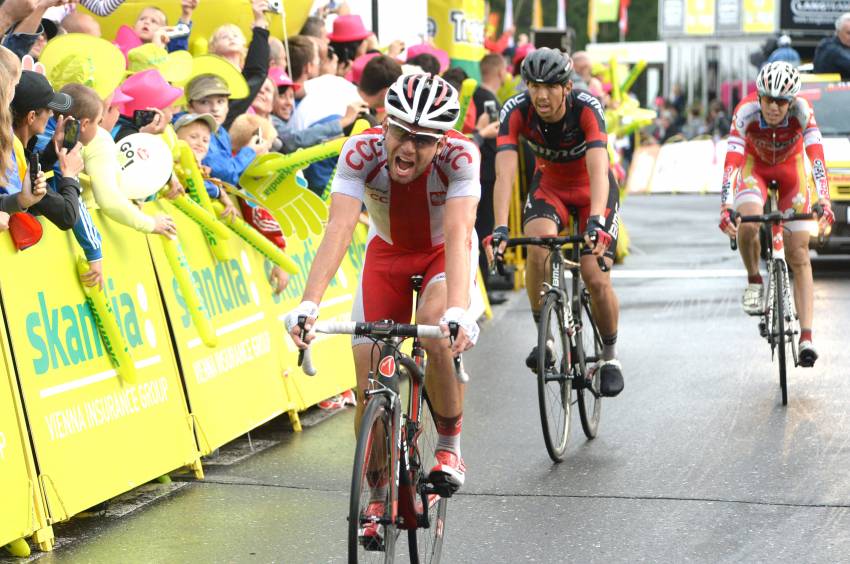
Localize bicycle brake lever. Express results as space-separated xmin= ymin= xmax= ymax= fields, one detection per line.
xmin=296 ymin=315 xmax=307 ymax=367
xmin=447 ymin=322 xmax=469 ymax=383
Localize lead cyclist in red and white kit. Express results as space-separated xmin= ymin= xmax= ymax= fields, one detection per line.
xmin=286 ymin=74 xmax=480 ymax=508
xmin=719 ymin=61 xmax=835 ymax=366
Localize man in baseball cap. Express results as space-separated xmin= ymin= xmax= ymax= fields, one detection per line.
xmin=12 ymin=70 xmax=73 ymax=119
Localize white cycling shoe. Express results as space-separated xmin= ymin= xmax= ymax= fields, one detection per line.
xmin=742 ymin=283 xmax=764 ymax=316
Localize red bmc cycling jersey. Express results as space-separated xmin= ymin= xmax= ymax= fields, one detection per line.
xmin=496 ymin=88 xmax=608 ymax=188
xmin=722 ymin=91 xmax=829 ymax=206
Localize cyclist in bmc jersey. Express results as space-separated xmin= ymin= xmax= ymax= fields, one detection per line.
xmin=489 ymin=48 xmax=624 ymax=396
xmin=285 ymin=75 xmax=480 ymax=543
xmin=719 ymin=61 xmax=835 ymax=366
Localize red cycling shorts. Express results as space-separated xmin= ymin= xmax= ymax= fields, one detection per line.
xmin=733 ymin=154 xmax=814 ymax=232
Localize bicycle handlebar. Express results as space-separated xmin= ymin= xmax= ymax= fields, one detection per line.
xmin=296 ymin=319 xmax=468 ymax=383
xmin=726 ymin=205 xmax=824 ymax=252
xmin=492 ymin=235 xmax=610 ymax=273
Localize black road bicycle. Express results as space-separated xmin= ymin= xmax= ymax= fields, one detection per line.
xmin=299 ymin=276 xmax=465 ymax=563
xmin=493 ymin=216 xmax=606 ymax=462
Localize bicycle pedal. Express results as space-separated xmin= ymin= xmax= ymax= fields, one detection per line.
xmin=423 ymin=479 xmax=457 ymax=499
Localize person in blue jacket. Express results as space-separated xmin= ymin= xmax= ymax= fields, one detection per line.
xmin=182 ymin=74 xmax=272 ymax=186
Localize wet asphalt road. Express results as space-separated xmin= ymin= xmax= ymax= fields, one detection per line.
xmin=12 ymin=195 xmax=850 ymax=563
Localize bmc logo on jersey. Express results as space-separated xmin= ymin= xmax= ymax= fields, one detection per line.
xmin=378 ymin=356 xmax=396 ymax=378
xmin=577 ymin=91 xmax=605 ymax=122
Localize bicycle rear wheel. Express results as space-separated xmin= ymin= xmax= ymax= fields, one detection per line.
xmin=537 ymin=293 xmax=572 ymax=462
xmin=575 ymin=288 xmax=603 ymax=439
xmin=408 ymin=392 xmax=447 ymax=563
xmin=349 ymin=394 xmax=399 ymax=563
xmin=772 ymin=260 xmax=788 ymax=406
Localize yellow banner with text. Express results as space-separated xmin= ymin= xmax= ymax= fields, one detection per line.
xmin=0 ymin=322 xmax=50 ymax=550
xmin=266 ymin=225 xmax=367 ymax=410
xmin=145 ymin=201 xmax=297 ymax=455
xmin=0 ymin=213 xmax=200 ymax=522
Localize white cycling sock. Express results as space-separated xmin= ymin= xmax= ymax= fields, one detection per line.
xmin=602 ymin=333 xmax=617 ymax=361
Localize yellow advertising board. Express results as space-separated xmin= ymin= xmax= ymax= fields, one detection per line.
xmin=684 ymin=0 xmax=715 ymax=35
xmin=145 ymin=201 xmax=295 ymax=454
xmin=265 ymin=225 xmax=367 ymax=410
xmin=743 ymin=0 xmax=776 ymax=33
xmin=0 ymin=213 xmax=200 ymax=523
xmin=0 ymin=319 xmax=51 ymax=550
xmin=428 ymin=0 xmax=486 ymax=79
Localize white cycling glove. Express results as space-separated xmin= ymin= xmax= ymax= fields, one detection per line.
xmin=284 ymin=300 xmax=320 ymax=332
xmin=440 ymin=307 xmax=480 ymax=347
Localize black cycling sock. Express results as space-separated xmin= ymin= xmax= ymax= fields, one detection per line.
xmin=602 ymin=332 xmax=617 ymax=361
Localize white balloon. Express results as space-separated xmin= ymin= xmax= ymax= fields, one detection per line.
xmin=116 ymin=133 xmax=174 ymax=199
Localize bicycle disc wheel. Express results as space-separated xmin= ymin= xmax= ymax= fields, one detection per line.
xmin=576 ymin=288 xmax=603 ymax=439
xmin=408 ymin=392 xmax=447 ymax=563
xmin=773 ymin=261 xmax=788 ymax=406
xmin=349 ymin=395 xmax=398 ymax=563
xmin=537 ymin=293 xmax=572 ymax=462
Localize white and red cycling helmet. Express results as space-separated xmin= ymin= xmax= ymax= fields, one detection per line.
xmin=384 ymin=73 xmax=460 ymax=132
xmin=756 ymin=61 xmax=801 ymax=100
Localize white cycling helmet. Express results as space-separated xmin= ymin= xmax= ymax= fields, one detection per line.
xmin=756 ymin=61 xmax=801 ymax=100
xmin=384 ymin=73 xmax=460 ymax=132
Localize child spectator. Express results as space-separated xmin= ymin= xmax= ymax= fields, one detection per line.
xmin=61 ymin=83 xmax=176 ymax=237
xmin=174 ymin=112 xmax=238 ymax=220
xmin=184 ymin=69 xmax=272 ymax=186
xmin=113 ymin=69 xmax=183 ymax=140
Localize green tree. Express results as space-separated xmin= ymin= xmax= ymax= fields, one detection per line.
xmin=486 ymin=0 xmax=658 ymax=51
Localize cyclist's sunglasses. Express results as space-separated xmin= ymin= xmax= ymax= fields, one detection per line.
xmin=759 ymin=95 xmax=792 ymax=107
xmin=386 ymin=117 xmax=444 ymax=149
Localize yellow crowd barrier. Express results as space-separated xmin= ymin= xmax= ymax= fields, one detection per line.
xmin=0 ymin=211 xmax=201 ymax=525
xmin=266 ymin=225 xmax=368 ymax=411
xmin=0 ymin=321 xmax=51 ymax=554
xmin=145 ymin=200 xmax=298 ymax=455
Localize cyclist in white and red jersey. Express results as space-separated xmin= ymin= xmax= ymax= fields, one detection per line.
xmin=719 ymin=61 xmax=835 ymax=366
xmin=285 ymin=74 xmax=481 ymax=543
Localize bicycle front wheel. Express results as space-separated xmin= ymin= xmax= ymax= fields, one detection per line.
xmin=408 ymin=392 xmax=447 ymax=563
xmin=349 ymin=394 xmax=399 ymax=563
xmin=537 ymin=293 xmax=572 ymax=462
xmin=576 ymin=288 xmax=603 ymax=439
xmin=772 ymin=260 xmax=788 ymax=406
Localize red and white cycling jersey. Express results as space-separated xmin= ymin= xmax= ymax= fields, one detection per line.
xmin=722 ymin=92 xmax=829 ymax=206
xmin=331 ymin=127 xmax=481 ymax=251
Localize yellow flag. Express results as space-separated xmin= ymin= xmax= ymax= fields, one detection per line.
xmin=588 ymin=0 xmax=598 ymax=42
xmin=533 ymin=0 xmax=543 ymax=28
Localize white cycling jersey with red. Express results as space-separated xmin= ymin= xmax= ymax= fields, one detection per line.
xmin=331 ymin=127 xmax=481 ymax=251
xmin=722 ymin=92 xmax=829 ymax=206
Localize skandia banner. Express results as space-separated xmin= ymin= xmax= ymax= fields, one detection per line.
xmin=145 ymin=201 xmax=296 ymax=455
xmin=428 ymin=0 xmax=486 ymax=80
xmin=0 ymin=324 xmax=51 ymax=551
xmin=267 ymin=225 xmax=367 ymax=410
xmin=0 ymin=213 xmax=200 ymax=522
